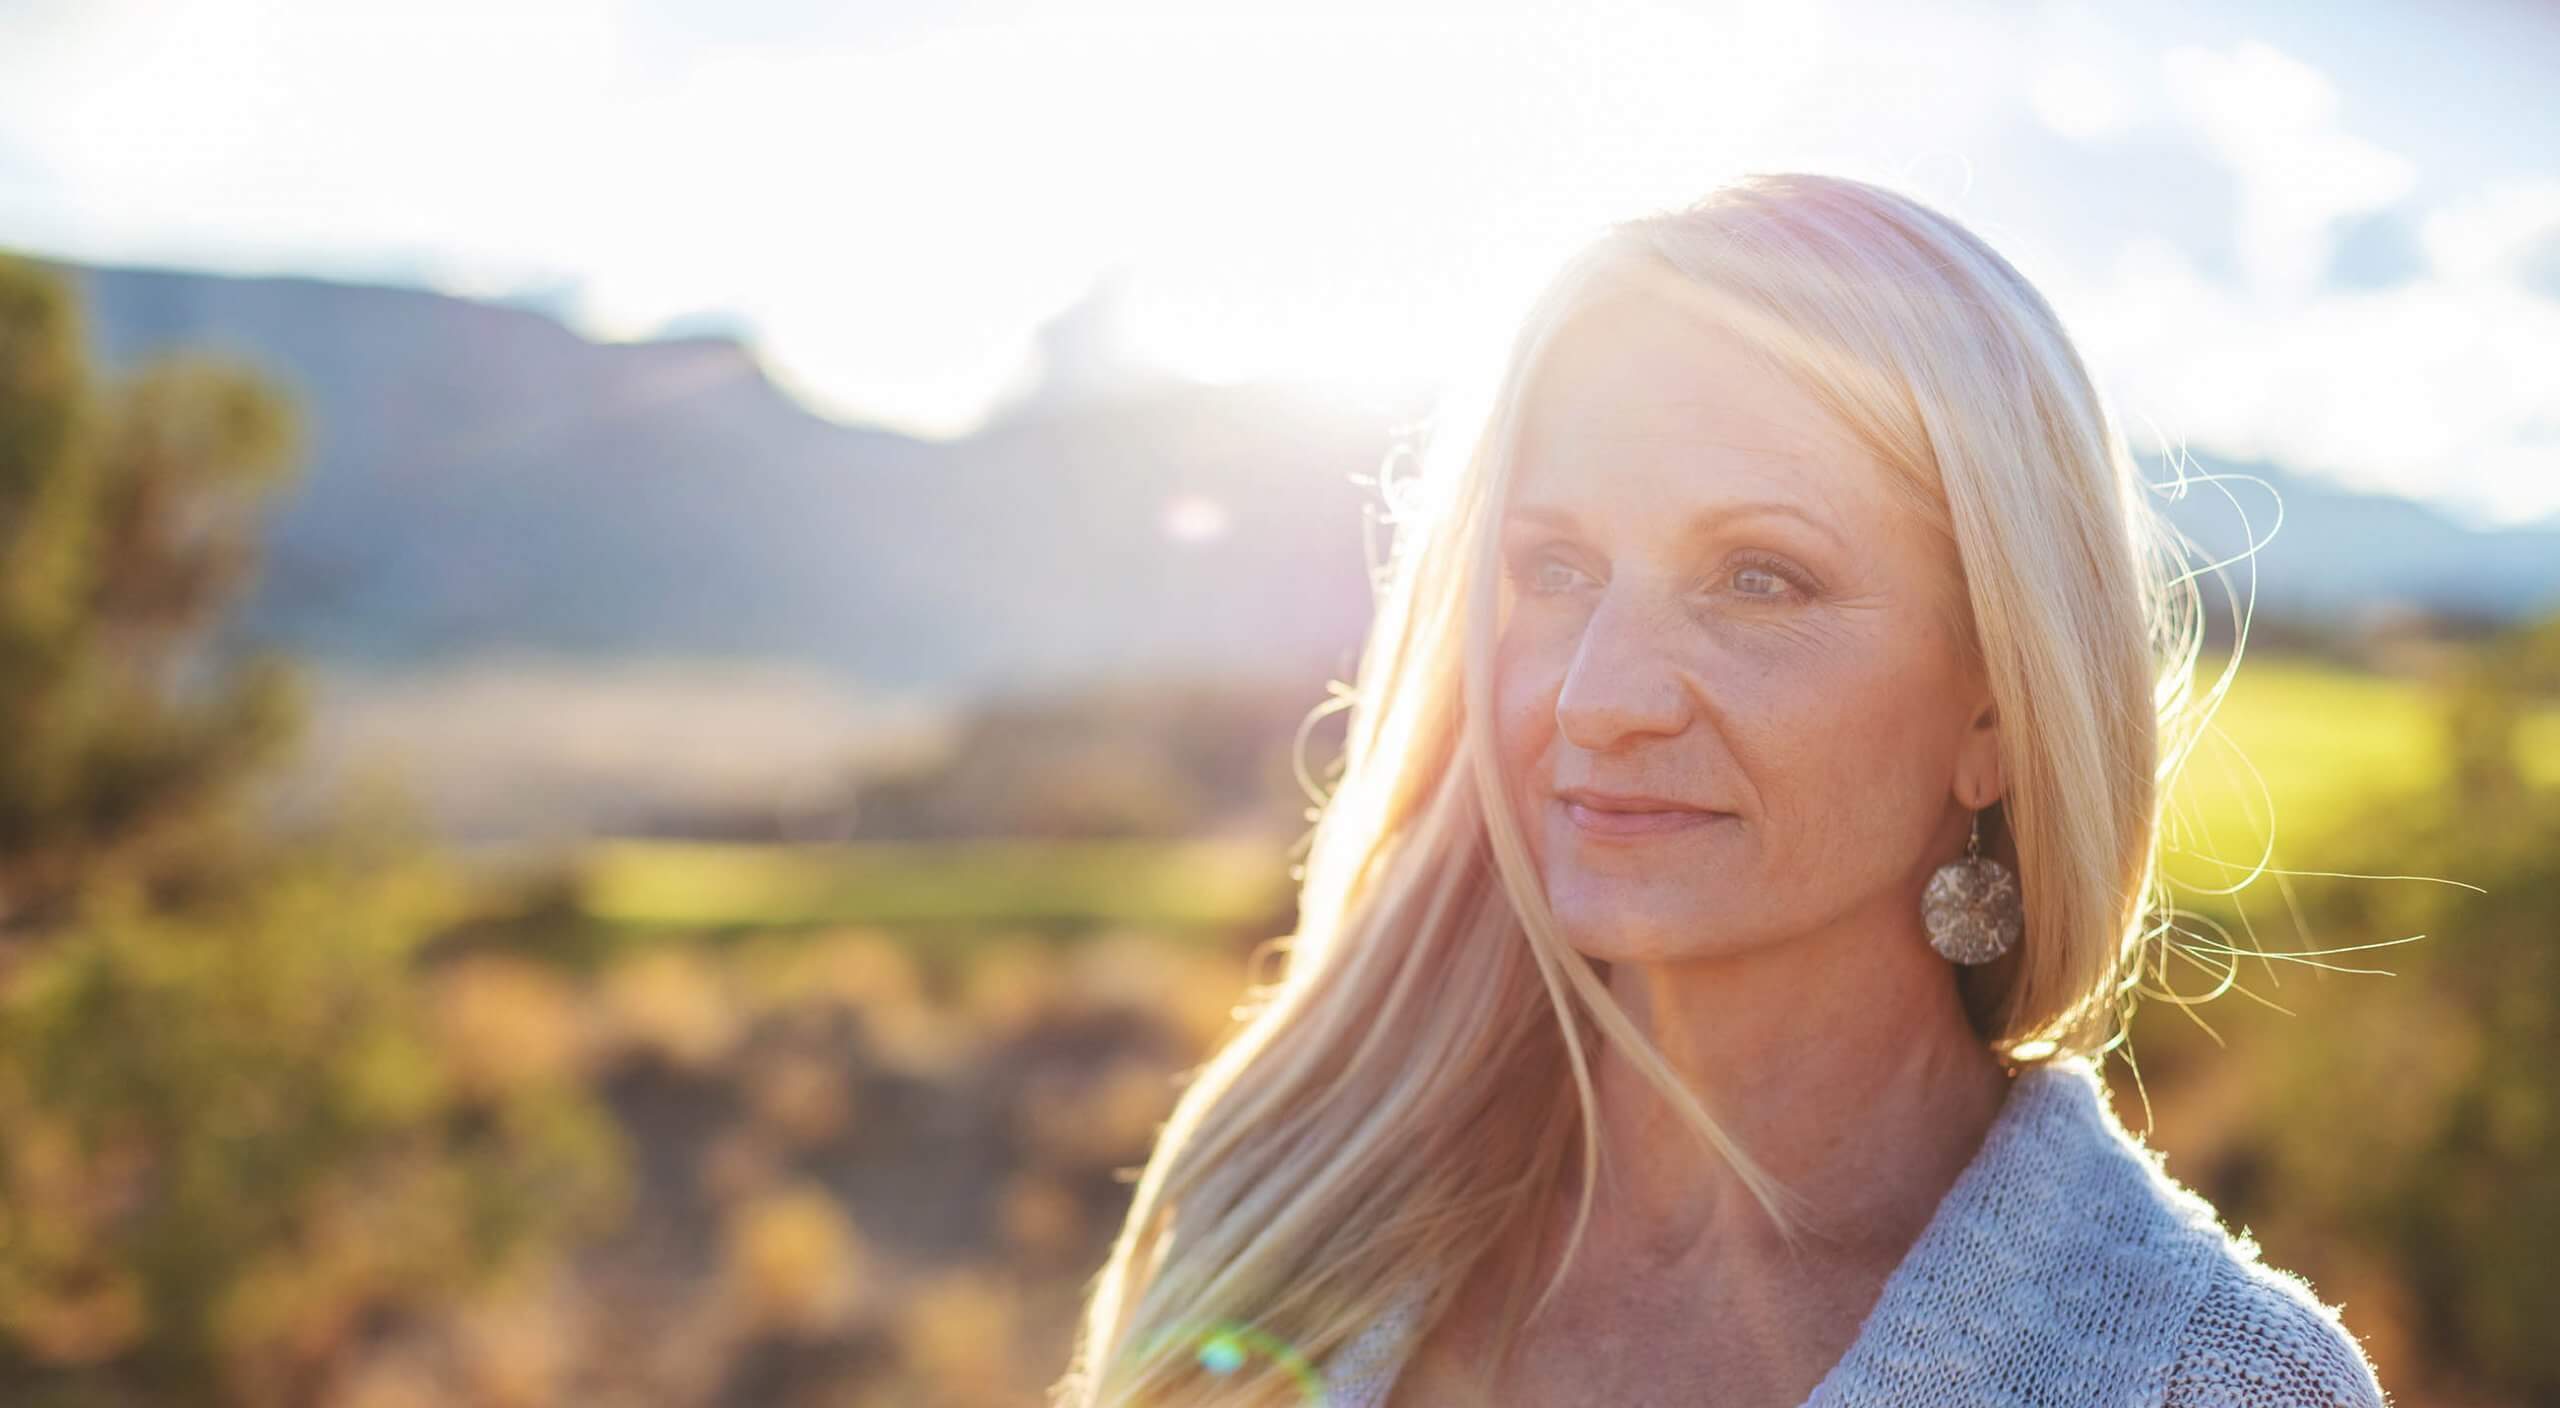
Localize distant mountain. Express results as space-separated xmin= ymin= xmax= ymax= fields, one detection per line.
xmin=31 ymin=254 xmax=2560 ymax=702
xmin=2138 ymin=456 xmax=2560 ymax=628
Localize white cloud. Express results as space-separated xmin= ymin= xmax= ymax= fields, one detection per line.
xmin=2030 ymin=60 xmax=2140 ymax=142
xmin=2040 ymin=40 xmax=2556 ymax=525
xmin=2053 ymin=181 xmax=2560 ymax=527
xmin=2420 ymin=180 xmax=2560 ymax=283
xmin=2015 ymin=3 xmax=2161 ymax=143
xmin=2160 ymin=40 xmax=2417 ymax=300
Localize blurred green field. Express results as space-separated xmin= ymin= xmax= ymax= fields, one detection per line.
xmin=2161 ymin=654 xmax=2560 ymax=894
xmin=575 ymin=835 xmax=1297 ymax=932
xmin=572 ymin=653 xmax=2560 ymax=933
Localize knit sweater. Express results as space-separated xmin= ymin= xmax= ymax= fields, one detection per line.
xmin=1321 ymin=1054 xmax=2388 ymax=1406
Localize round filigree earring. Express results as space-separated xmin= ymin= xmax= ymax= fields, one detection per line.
xmin=1923 ymin=806 xmax=2022 ymax=965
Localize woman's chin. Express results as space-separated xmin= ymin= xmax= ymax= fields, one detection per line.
xmin=1547 ymin=908 xmax=1743 ymax=966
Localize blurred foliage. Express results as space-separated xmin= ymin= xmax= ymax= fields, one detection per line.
xmin=0 ymin=255 xmax=626 ymax=1406
xmin=4 ymin=247 xmax=2557 ymax=1404
xmin=0 ymin=258 xmax=301 ymax=932
xmin=2240 ymin=611 xmax=2560 ymax=1401
xmin=2122 ymin=610 xmax=2560 ymax=1406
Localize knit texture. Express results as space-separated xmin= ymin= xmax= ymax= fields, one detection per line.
xmin=1321 ymin=1055 xmax=2386 ymax=1406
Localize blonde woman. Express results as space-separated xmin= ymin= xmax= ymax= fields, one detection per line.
xmin=1055 ymin=173 xmax=2388 ymax=1407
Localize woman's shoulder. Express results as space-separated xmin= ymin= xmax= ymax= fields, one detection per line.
xmin=1934 ymin=1054 xmax=2390 ymax=1406
xmin=2163 ymin=1241 xmax=2390 ymax=1408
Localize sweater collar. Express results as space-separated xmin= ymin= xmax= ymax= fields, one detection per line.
xmin=1801 ymin=1053 xmax=2228 ymax=1405
xmin=1334 ymin=1055 xmax=2232 ymax=1406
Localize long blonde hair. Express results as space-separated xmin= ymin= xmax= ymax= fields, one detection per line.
xmin=1055 ymin=171 xmax=2219 ymax=1406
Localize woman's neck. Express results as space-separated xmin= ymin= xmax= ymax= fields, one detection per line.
xmin=1574 ymin=897 xmax=2012 ymax=1273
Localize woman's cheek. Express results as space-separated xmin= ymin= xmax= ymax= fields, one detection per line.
xmin=1706 ymin=641 xmax=1868 ymax=777
xmin=1490 ymin=629 xmax=1558 ymax=759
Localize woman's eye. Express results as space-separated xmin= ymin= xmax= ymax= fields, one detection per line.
xmin=1723 ymin=554 xmax=1812 ymax=603
xmin=1533 ymin=561 xmax=1583 ymax=594
xmin=1505 ymin=551 xmax=1810 ymax=603
xmin=1503 ymin=553 xmax=1584 ymax=596
xmin=1732 ymin=564 xmax=1789 ymax=598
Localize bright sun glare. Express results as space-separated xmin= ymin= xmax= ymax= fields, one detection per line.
xmin=1046 ymin=3 xmax=1823 ymax=407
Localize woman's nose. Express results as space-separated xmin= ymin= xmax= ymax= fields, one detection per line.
xmin=1553 ymin=588 xmax=1692 ymax=750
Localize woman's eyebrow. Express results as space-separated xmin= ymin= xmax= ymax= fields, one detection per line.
xmin=1503 ymin=499 xmax=1842 ymax=549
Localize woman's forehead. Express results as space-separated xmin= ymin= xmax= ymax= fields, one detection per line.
xmin=1524 ymin=292 xmax=1872 ymax=459
xmin=1510 ymin=298 xmax=1891 ymax=527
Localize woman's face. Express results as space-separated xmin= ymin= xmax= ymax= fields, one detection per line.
xmin=1492 ymin=288 xmax=2000 ymax=964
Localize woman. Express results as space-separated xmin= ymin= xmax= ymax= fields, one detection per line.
xmin=1054 ymin=173 xmax=2388 ymax=1407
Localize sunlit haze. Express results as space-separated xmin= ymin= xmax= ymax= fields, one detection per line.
xmin=2 ymin=0 xmax=2554 ymax=522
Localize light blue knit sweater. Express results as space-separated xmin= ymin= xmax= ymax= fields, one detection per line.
xmin=1322 ymin=1054 xmax=2387 ymax=1406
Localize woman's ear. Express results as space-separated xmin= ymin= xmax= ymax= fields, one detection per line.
xmin=1957 ymin=690 xmax=2003 ymax=812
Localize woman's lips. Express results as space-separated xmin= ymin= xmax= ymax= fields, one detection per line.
xmin=1561 ymin=799 xmax=1730 ymax=837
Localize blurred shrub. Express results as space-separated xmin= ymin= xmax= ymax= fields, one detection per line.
xmin=893 ymin=1265 xmax=1023 ymax=1407
xmin=0 ymin=255 xmax=627 ymax=1404
xmin=1065 ymin=926 xmax=1249 ymax=1052
xmin=735 ymin=926 xmax=963 ymax=1078
xmin=742 ymin=1044 xmax=858 ymax=1150
xmin=718 ymin=1182 xmax=870 ymax=1338
xmin=1013 ymin=1053 xmax=1181 ymax=1175
xmin=429 ymin=953 xmax=594 ymax=1103
xmin=959 ymin=933 xmax=1073 ymax=1042
xmin=596 ymin=945 xmax=744 ymax=1074
xmin=0 ymin=264 xmax=298 ymax=934
xmin=998 ymin=1171 xmax=1085 ymax=1267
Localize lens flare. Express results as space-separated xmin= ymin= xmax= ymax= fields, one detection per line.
xmin=1131 ymin=1317 xmax=1330 ymax=1402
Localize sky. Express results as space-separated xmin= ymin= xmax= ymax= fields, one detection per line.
xmin=2 ymin=0 xmax=2556 ymax=525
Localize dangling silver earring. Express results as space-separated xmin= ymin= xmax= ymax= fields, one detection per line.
xmin=1924 ymin=806 xmax=2022 ymax=964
